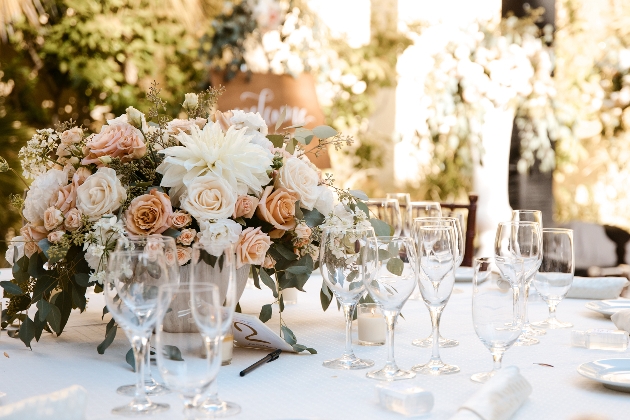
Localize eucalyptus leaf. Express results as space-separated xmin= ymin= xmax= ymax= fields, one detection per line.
xmin=370 ymin=219 xmax=391 ymax=237
xmin=36 ymin=299 xmax=53 ymax=321
xmin=356 ymin=201 xmax=370 ymax=218
xmin=74 ymin=273 xmax=90 ymax=287
xmin=275 ymin=106 xmax=287 ymax=131
xmin=259 ymin=304 xmax=272 ymax=323
xmin=161 ymin=228 xmax=181 ymax=239
xmin=302 ymin=208 xmax=325 ymax=228
xmin=281 ymin=326 xmax=297 ymax=346
xmin=97 ymin=321 xmax=117 ymax=354
xmin=19 ymin=317 xmax=36 ymax=349
xmin=0 ymin=281 xmax=23 ymax=296
xmin=259 ymin=269 xmax=278 ymax=298
xmin=126 ymin=348 xmax=136 ymax=371
xmin=312 ymin=125 xmax=338 ymax=139
xmin=386 ymin=257 xmax=404 ymax=276
xmin=286 ymin=137 xmax=298 ymax=154
xmin=46 ymin=303 xmax=62 ymax=335
xmin=163 ymin=345 xmax=184 ymax=361
xmin=251 ymin=266 xmax=261 ymax=289
xmin=267 ymin=134 xmax=285 ymax=148
xmin=349 ymin=189 xmax=368 ymax=201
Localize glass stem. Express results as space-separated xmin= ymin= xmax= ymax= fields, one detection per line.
xmin=512 ymin=286 xmax=522 ymax=323
xmin=342 ymin=302 xmax=357 ymax=358
xmin=548 ymin=301 xmax=558 ymax=320
xmin=429 ymin=306 xmax=443 ymax=363
xmin=143 ymin=338 xmax=154 ymax=385
xmin=383 ymin=310 xmax=399 ymax=370
xmin=523 ymin=277 xmax=531 ymax=325
xmin=492 ymin=350 xmax=503 ymax=372
xmin=182 ymin=396 xmax=197 ymax=420
xmin=131 ymin=335 xmax=150 ymax=405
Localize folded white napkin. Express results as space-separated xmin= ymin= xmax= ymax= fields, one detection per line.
xmin=0 ymin=385 xmax=87 ymax=420
xmin=565 ymin=277 xmax=629 ymax=299
xmin=450 ymin=366 xmax=532 ymax=420
xmin=611 ymin=309 xmax=630 ymax=332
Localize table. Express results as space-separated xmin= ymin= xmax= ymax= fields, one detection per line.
xmin=1 ymin=269 xmax=630 ymax=420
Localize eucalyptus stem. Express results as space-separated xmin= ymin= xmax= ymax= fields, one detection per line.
xmin=10 ymin=169 xmax=30 ymax=189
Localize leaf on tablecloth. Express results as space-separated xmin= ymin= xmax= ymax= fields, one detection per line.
xmin=3 ymin=352 xmax=8 ymax=358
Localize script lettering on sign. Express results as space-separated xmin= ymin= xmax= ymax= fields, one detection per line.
xmin=237 ymin=88 xmax=316 ymax=128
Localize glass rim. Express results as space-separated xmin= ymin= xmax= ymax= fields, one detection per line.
xmin=417 ymin=225 xmax=454 ymax=231
xmin=494 ymin=255 xmax=525 ymax=263
xmin=409 ymin=201 xmax=440 ymax=205
xmin=542 ymin=228 xmax=573 ymax=233
xmin=365 ymin=198 xmax=399 ymax=204
xmin=122 ymin=234 xmax=176 ymax=242
xmin=512 ymin=209 xmax=542 ymax=214
xmin=413 ymin=216 xmax=459 ymax=223
xmin=498 ymin=220 xmax=539 ymax=227
xmin=321 ymin=225 xmax=375 ymax=234
xmin=158 ymin=282 xmax=219 ymax=293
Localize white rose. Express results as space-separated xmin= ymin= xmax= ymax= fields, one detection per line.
xmin=197 ymin=219 xmax=242 ymax=257
xmin=23 ymin=168 xmax=68 ymax=224
xmin=277 ymin=157 xmax=319 ymax=210
xmin=76 ymin=167 xmax=127 ymax=221
xmin=5 ymin=236 xmax=25 ymax=266
xmin=183 ymin=93 xmax=199 ymax=110
xmin=313 ymin=186 xmax=334 ymax=216
xmin=230 ymin=110 xmax=268 ymax=135
xmin=126 ymin=106 xmax=144 ymax=129
xmin=181 ymin=174 xmax=237 ymax=221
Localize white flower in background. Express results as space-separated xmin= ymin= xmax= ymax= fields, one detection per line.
xmin=125 ymin=106 xmax=145 ymax=129
xmin=252 ymin=0 xmax=283 ymax=33
xmin=83 ymin=216 xmax=126 ymax=279
xmin=18 ymin=129 xmax=59 ymax=179
xmin=5 ymin=236 xmax=25 ymax=266
xmin=157 ymin=122 xmax=273 ymax=202
xmin=180 ymin=174 xmax=237 ymax=221
xmin=313 ymin=185 xmax=334 ymax=216
xmin=277 ymin=157 xmax=319 ymax=210
xmin=230 ymin=110 xmax=274 ymax=151
xmin=197 ymin=219 xmax=242 ymax=257
xmin=183 ymin=93 xmax=199 ymax=111
xmin=23 ymin=168 xmax=69 ymax=224
xmin=76 ymin=167 xmax=127 ymax=221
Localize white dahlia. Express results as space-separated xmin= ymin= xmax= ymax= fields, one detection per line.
xmin=157 ymin=122 xmax=273 ymax=203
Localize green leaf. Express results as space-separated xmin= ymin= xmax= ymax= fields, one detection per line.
xmin=302 ymin=208 xmax=325 ymax=228
xmin=72 ymin=286 xmax=87 ymax=311
xmin=126 ymin=348 xmax=136 ymax=372
xmin=356 ymin=201 xmax=370 ymax=218
xmin=320 ymin=286 xmax=332 ymax=311
xmin=346 ymin=270 xmax=359 ymax=283
xmin=279 ymin=294 xmax=285 ymax=312
xmin=163 ymin=345 xmax=184 ymax=361
xmin=54 ymin=289 xmax=73 ymax=335
xmin=38 ymin=239 xmax=52 ymax=258
xmin=46 ymin=303 xmax=62 ymax=335
xmin=259 ymin=269 xmax=278 ymax=298
xmin=312 ymin=125 xmax=338 ymax=139
xmin=19 ymin=317 xmax=36 ymax=349
xmin=370 ymin=218 xmax=391 ymax=237
xmin=285 ymin=266 xmax=310 ymax=275
xmin=275 ymin=106 xmax=286 ymax=131
xmin=0 ymin=281 xmax=24 ymax=296
xmin=386 ymin=257 xmax=404 ymax=276
xmin=32 ymin=274 xmax=57 ymax=302
xmin=349 ymin=190 xmax=369 ymax=201
xmin=294 ymin=202 xmax=304 ymax=220
xmin=349 ymin=281 xmax=364 ymax=291
xmin=235 ymin=302 xmax=242 ymax=313
xmin=33 ymin=311 xmax=46 ymax=342
xmin=235 ymin=217 xmax=246 ymax=226
xmin=36 ymin=299 xmax=53 ymax=321
xmin=272 ymin=244 xmax=298 ymax=261
xmin=97 ymin=320 xmax=117 ymax=354
xmin=161 ymin=228 xmax=181 ymax=239
xmin=259 ymin=304 xmax=272 ymax=323
xmin=294 ymin=127 xmax=314 ymax=144
xmin=102 ymin=306 xmax=109 ymax=320
xmin=267 ymin=134 xmax=285 ymax=148
xmin=286 ymin=137 xmax=298 ymax=153
xmin=251 ymin=266 xmax=261 ymax=289
xmin=74 ymin=273 xmax=90 ymax=287
xmin=281 ymin=326 xmax=297 ymax=346
xmin=28 ymin=252 xmax=43 ymax=279
xmin=378 ymin=249 xmax=392 ymax=261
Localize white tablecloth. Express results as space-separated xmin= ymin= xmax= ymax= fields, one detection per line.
xmin=1 ymin=269 xmax=630 ymax=420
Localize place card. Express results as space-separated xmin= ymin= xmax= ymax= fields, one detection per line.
xmin=231 ymin=313 xmax=295 ymax=352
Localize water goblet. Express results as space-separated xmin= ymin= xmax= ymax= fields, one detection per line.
xmin=511 ymin=210 xmax=546 ymax=337
xmin=104 ymin=251 xmax=171 ymax=416
xmin=495 ymin=221 xmax=542 ymax=346
xmin=320 ymin=226 xmax=376 ymax=369
xmin=366 ymin=199 xmax=402 ymax=236
xmin=471 ymin=257 xmax=524 ymax=383
xmin=363 ymin=236 xmax=418 ymax=380
xmin=409 ymin=201 xmax=442 ymax=219
xmin=115 ymin=235 xmax=179 ymax=397
xmin=386 ymin=193 xmax=412 ymax=237
xmin=411 ymin=217 xmax=462 ymax=348
xmin=155 ymin=282 xmax=223 ymax=420
xmin=189 ymin=243 xmax=241 ymax=417
xmin=532 ymin=228 xmax=575 ymax=329
xmin=413 ymin=225 xmax=459 ymax=375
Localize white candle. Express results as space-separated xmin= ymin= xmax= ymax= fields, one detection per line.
xmin=358 ymin=309 xmax=386 ymax=345
xmin=281 ymin=288 xmax=298 ymax=305
xmin=222 ymin=333 xmax=234 ymax=365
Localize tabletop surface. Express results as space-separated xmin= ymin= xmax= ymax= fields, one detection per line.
xmin=1 ymin=269 xmax=630 ymax=420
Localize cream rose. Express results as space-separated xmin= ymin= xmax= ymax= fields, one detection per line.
xmin=176 ymin=246 xmax=192 ymax=266
xmin=44 ymin=207 xmax=64 ymax=231
xmin=183 ymin=93 xmax=199 ymax=110
xmin=126 ymin=106 xmax=144 ymax=129
xmin=57 ymin=127 xmax=84 ymax=157
xmin=49 ymin=183 xmax=77 ymax=215
xmin=124 ymin=189 xmax=173 ymax=235
xmin=294 ymin=222 xmax=312 ymax=239
xmin=76 ymin=168 xmax=127 ymax=221
xmin=197 ymin=219 xmax=242 ymax=257
xmin=236 ymin=227 xmax=272 ymax=269
xmin=233 ymin=195 xmax=260 ymax=219
xmin=167 ymin=118 xmax=207 ymax=135
xmin=262 ymin=254 xmax=275 ymax=269
xmin=171 ymin=210 xmax=192 ymax=229
xmin=177 ymin=228 xmax=196 ymax=246
xmin=64 ymin=208 xmax=83 ymax=231
xmin=181 ymin=174 xmax=237 ymax=221
xmin=81 ymin=122 xmax=146 ymax=166
xmin=256 ymin=186 xmax=298 ymax=231
xmin=48 ymin=231 xmax=65 ymax=243
xmin=277 ymin=157 xmax=320 ymax=210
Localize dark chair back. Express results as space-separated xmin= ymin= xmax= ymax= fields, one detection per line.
xmin=439 ymin=194 xmax=478 ymax=267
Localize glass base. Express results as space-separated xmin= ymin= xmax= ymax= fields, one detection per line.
xmin=112 ymin=401 xmax=169 ymax=416
xmin=412 ymin=360 xmax=459 ymax=375
xmin=117 ymin=379 xmax=170 ymax=397
xmin=357 ymin=340 xmax=385 ymax=346
xmin=532 ymin=318 xmax=573 ymax=329
xmin=514 ymin=334 xmax=539 ymax=346
xmin=323 ymin=354 xmax=374 ymax=370
xmin=470 ymin=370 xmax=495 ymax=384
xmin=196 ymin=399 xmax=241 ymax=418
xmin=367 ymin=366 xmax=416 ymax=381
xmin=523 ymin=323 xmax=546 ymax=336
xmin=412 ymin=335 xmax=459 ymax=348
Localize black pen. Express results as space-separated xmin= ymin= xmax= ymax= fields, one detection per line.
xmin=239 ymin=349 xmax=282 ymax=377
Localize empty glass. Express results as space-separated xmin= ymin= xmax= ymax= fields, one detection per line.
xmin=471 ymin=257 xmax=524 ymax=383
xmin=320 ymin=226 xmax=376 ymax=370
xmin=532 ymin=228 xmax=575 ymax=329
xmin=495 ymin=221 xmax=542 ymax=346
xmin=413 ymin=225 xmax=459 ymax=375
xmin=409 ymin=201 xmax=442 ymax=219
xmin=386 ymin=193 xmax=412 ymax=237
xmin=365 ymin=199 xmax=402 ymax=236
xmin=363 ymin=237 xmax=418 ymax=381
xmin=155 ymin=283 xmax=223 ymax=420
xmin=104 ymin=251 xmax=171 ymax=416
xmin=189 ymin=243 xmax=241 ymax=417
xmin=115 ymin=235 xmax=179 ymax=397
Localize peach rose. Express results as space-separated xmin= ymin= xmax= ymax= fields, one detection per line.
xmin=214 ymin=110 xmax=234 ymax=131
xmin=177 ymin=228 xmax=196 ymax=246
xmin=49 ymin=183 xmax=77 ymax=215
xmin=236 ymin=227 xmax=272 ymax=269
xmin=233 ymin=195 xmax=260 ymax=219
xmin=61 ymin=127 xmax=84 ymax=145
xmin=164 ymin=248 xmax=177 ymax=267
xmin=72 ymin=167 xmax=92 ymax=186
xmin=167 ymin=118 xmax=207 ymax=135
xmin=176 ymin=246 xmax=192 ymax=266
xmin=64 ymin=208 xmax=83 ymax=231
xmin=81 ymin=122 xmax=146 ymax=166
xmin=124 ymin=189 xmax=173 ymax=235
xmin=171 ymin=210 xmax=192 ymax=229
xmin=44 ymin=207 xmax=64 ymax=231
xmin=262 ymin=254 xmax=275 ymax=269
xmin=256 ymin=186 xmax=298 ymax=231
xmin=294 ymin=222 xmax=312 ymax=239
xmin=48 ymin=231 xmax=65 ymax=243
xmin=20 ymin=224 xmax=46 ymax=257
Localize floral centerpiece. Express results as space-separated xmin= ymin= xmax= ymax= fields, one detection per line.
xmin=0 ymin=84 xmax=382 ymax=353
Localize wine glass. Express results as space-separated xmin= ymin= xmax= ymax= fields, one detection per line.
xmin=363 ymin=236 xmax=418 ymax=381
xmin=155 ymin=282 xmax=223 ymax=420
xmin=366 ymin=199 xmax=402 ymax=236
xmin=386 ymin=193 xmax=412 ymax=237
xmin=320 ymin=226 xmax=376 ymax=369
xmin=532 ymin=228 xmax=575 ymax=329
xmin=511 ymin=210 xmax=546 ymax=337
xmin=411 ymin=217 xmax=462 ymax=348
xmin=409 ymin=201 xmax=442 ymax=219
xmin=189 ymin=242 xmax=241 ymax=417
xmin=413 ymin=225 xmax=459 ymax=375
xmin=495 ymin=221 xmax=542 ymax=346
xmin=104 ymin=251 xmax=171 ymax=416
xmin=471 ymin=257 xmax=524 ymax=383
xmin=115 ymin=235 xmax=179 ymax=397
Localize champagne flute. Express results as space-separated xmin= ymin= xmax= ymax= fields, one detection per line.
xmin=320 ymin=226 xmax=376 ymax=369
xmin=115 ymin=235 xmax=179 ymax=397
xmin=189 ymin=243 xmax=241 ymax=417
xmin=386 ymin=193 xmax=412 ymax=237
xmin=411 ymin=217 xmax=462 ymax=348
xmin=104 ymin=251 xmax=171 ymax=416
xmin=413 ymin=225 xmax=459 ymax=375
xmin=155 ymin=283 xmax=223 ymax=420
xmin=511 ymin=210 xmax=546 ymax=337
xmin=471 ymin=257 xmax=524 ymax=383
xmin=363 ymin=237 xmax=417 ymax=380
xmin=366 ymin=199 xmax=402 ymax=236
xmin=532 ymin=228 xmax=575 ymax=329
xmin=495 ymin=221 xmax=542 ymax=346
